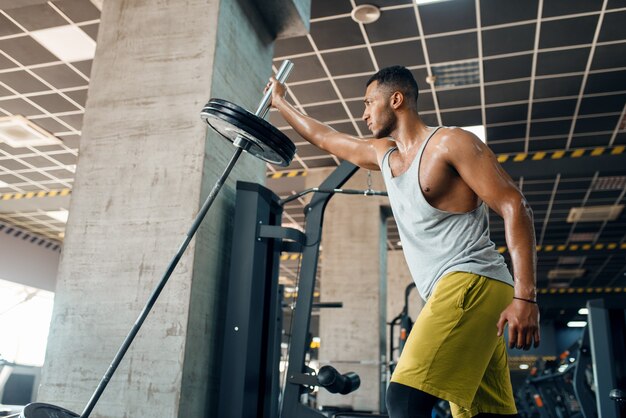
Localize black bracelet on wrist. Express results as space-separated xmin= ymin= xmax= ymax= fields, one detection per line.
xmin=513 ymin=296 xmax=537 ymax=304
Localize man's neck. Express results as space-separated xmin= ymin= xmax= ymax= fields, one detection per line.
xmin=391 ymin=112 xmax=432 ymax=154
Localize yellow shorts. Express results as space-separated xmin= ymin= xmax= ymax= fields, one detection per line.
xmin=390 ymin=271 xmax=517 ymax=417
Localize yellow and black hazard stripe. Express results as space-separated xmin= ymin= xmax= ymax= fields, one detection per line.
xmin=280 ymin=253 xmax=302 ymax=261
xmin=497 ymin=145 xmax=625 ymax=164
xmin=498 ymin=242 xmax=626 ymax=254
xmin=538 ymin=287 xmax=624 ymax=295
xmin=267 ymin=170 xmax=307 ymax=179
xmin=0 ymin=188 xmax=72 ymax=201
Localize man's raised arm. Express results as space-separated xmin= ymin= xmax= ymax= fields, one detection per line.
xmin=267 ymin=77 xmax=389 ymax=170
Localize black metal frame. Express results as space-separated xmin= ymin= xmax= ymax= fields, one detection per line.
xmin=218 ymin=161 xmax=361 ymax=418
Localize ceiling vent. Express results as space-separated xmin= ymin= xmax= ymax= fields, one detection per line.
xmin=558 ymin=256 xmax=586 ymax=264
xmin=548 ymin=269 xmax=586 ymax=280
xmin=567 ymin=205 xmax=624 ymax=223
xmin=430 ymin=61 xmax=479 ymax=88
xmin=591 ymin=176 xmax=626 ymax=191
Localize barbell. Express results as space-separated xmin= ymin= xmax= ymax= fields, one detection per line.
xmin=18 ymin=60 xmax=296 ymax=418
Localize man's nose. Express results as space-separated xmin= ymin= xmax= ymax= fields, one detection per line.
xmin=362 ymin=110 xmax=368 ymax=121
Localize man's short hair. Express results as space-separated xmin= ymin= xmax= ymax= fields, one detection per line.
xmin=366 ymin=66 xmax=419 ymax=109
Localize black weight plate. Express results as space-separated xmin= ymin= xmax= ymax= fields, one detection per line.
xmin=201 ymin=100 xmax=295 ymax=163
xmin=202 ymin=102 xmax=295 ymax=164
xmin=20 ymin=403 xmax=79 ymax=418
xmin=202 ymin=106 xmax=292 ymax=166
xmin=201 ymin=99 xmax=296 ymax=167
xmin=205 ymin=99 xmax=296 ymax=156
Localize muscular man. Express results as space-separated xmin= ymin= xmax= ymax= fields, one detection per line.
xmin=266 ymin=66 xmax=540 ymax=418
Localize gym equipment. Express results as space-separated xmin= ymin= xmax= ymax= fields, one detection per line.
xmin=388 ymin=283 xmax=416 ymax=374
xmin=18 ymin=60 xmax=295 ymax=418
xmin=516 ymin=299 xmax=626 ymax=418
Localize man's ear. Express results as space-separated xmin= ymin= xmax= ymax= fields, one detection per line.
xmin=390 ymin=91 xmax=404 ymax=110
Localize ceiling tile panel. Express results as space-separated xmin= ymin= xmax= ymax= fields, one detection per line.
xmin=417 ymin=90 xmax=435 ymax=113
xmin=70 ymin=60 xmax=93 ymax=79
xmin=0 ymin=84 xmax=12 ymax=97
xmin=486 ymin=103 xmax=529 ymax=124
xmin=0 ymin=70 xmax=49 ymax=94
xmin=321 ymin=48 xmax=375 ymax=76
xmin=542 ymin=0 xmax=604 ymax=17
xmin=372 ymin=40 xmax=425 ymax=68
xmin=591 ymin=43 xmax=626 ymax=71
xmin=0 ymin=97 xmax=43 ymax=116
xmin=328 ymin=121 xmax=359 ymax=137
xmin=480 ymin=0 xmax=539 ymax=27
xmin=531 ymin=99 xmax=578 ymax=119
xmin=579 ymin=94 xmax=626 ymax=115
xmin=29 ymin=93 xmax=80 ymax=113
xmin=535 ymin=47 xmax=590 ymax=76
xmin=483 ymin=54 xmax=533 ymax=83
xmin=539 ymin=15 xmax=599 ymax=49
xmin=533 ymin=75 xmax=583 ymax=99
xmin=486 ymin=122 xmax=526 ymax=141
xmin=289 ymin=80 xmax=338 ymax=105
xmin=0 ymin=36 xmax=58 ymax=66
xmin=58 ymin=113 xmax=82 ymax=130
xmin=275 ymin=55 xmax=325 ymax=83
xmin=419 ymin=0 xmax=476 ymax=35
xmin=310 ymin=0 xmax=352 ymax=19
xmin=345 ymin=99 xmax=364 ymax=121
xmin=598 ymin=10 xmax=626 ymax=42
xmin=420 ymin=113 xmax=438 ymax=126
xmin=584 ymin=70 xmax=626 ymax=93
xmin=301 ymin=156 xmax=336 ymax=168
xmin=79 ymin=23 xmax=98 ymax=42
xmin=426 ymin=32 xmax=478 ymax=63
xmin=410 ymin=68 xmax=431 ymax=92
xmin=487 ymin=140 xmax=526 ymax=154
xmin=51 ymin=0 xmax=101 ymax=23
xmin=31 ymin=64 xmax=88 ymax=89
xmin=440 ymin=108 xmax=482 ymax=126
xmin=335 ymin=74 xmax=372 ymax=100
xmin=5 ymin=3 xmax=67 ymax=30
xmin=0 ymin=13 xmax=21 ymax=36
xmin=484 ymin=81 xmax=530 ymax=104
xmin=363 ymin=8 xmax=418 ymax=43
xmin=274 ymin=35 xmax=312 ymax=57
xmin=481 ymin=24 xmax=535 ymax=57
xmin=310 ymin=17 xmax=363 ymax=50
xmin=570 ymin=133 xmax=612 ymax=148
xmin=0 ymin=54 xmax=17 ymax=71
xmin=46 ymin=151 xmax=76 ymax=165
xmin=574 ymin=115 xmax=620 ymax=134
xmin=301 ymin=102 xmax=349 ymax=122
xmin=436 ymin=87 xmax=481 ymax=109
xmin=530 ymin=119 xmax=572 ymax=137
xmin=63 ymin=89 xmax=88 ymax=107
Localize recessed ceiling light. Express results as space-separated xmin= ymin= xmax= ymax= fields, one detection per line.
xmin=46 ymin=210 xmax=69 ymax=223
xmin=0 ymin=115 xmax=61 ymax=148
xmin=567 ymin=321 xmax=587 ymax=328
xmin=30 ymin=25 xmax=96 ymax=62
xmin=351 ymin=4 xmax=381 ymax=24
xmin=463 ymin=125 xmax=486 ymax=143
xmin=578 ymin=308 xmax=588 ymax=315
xmin=519 ymin=364 xmax=529 ymax=370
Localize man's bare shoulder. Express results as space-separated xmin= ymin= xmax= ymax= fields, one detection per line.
xmin=433 ymin=127 xmax=486 ymax=156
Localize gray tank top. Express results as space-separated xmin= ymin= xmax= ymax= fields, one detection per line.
xmin=381 ymin=127 xmax=513 ymax=300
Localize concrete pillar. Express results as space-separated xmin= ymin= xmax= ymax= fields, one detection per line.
xmin=38 ymin=1 xmax=308 ymax=417
xmin=310 ymin=168 xmax=388 ymax=412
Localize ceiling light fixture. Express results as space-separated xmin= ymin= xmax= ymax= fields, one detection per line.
xmin=567 ymin=321 xmax=587 ymax=328
xmin=46 ymin=210 xmax=69 ymax=223
xmin=30 ymin=25 xmax=96 ymax=62
xmin=0 ymin=115 xmax=61 ymax=148
xmin=351 ymin=4 xmax=381 ymax=24
xmin=578 ymin=308 xmax=588 ymax=315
